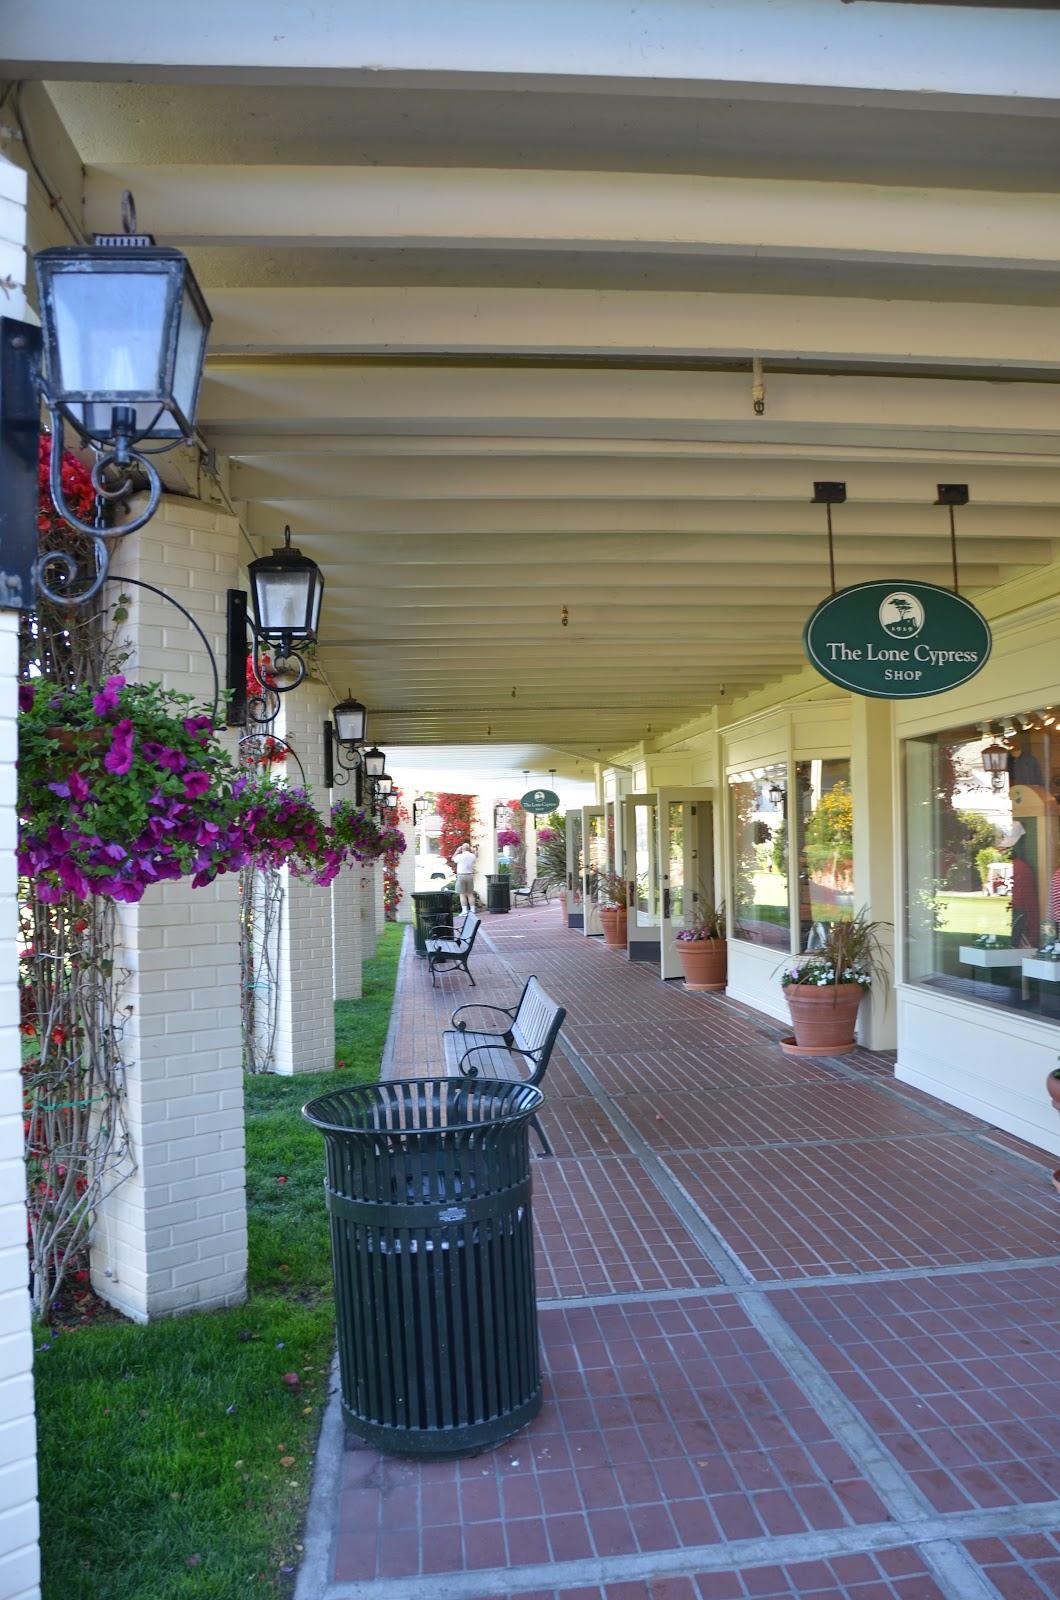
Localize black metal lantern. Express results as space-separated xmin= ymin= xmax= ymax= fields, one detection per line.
xmin=333 ymin=693 xmax=367 ymax=748
xmin=768 ymin=781 xmax=786 ymax=808
xmin=247 ymin=526 xmax=324 ymax=646
xmin=376 ymin=774 xmax=394 ymax=797
xmin=35 ymin=243 xmax=209 ymax=452
xmin=363 ymin=746 xmax=386 ymax=780
xmin=31 ymin=192 xmax=213 ymax=603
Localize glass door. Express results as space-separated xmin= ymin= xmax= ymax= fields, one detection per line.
xmin=623 ymin=792 xmax=660 ymax=961
xmin=582 ymin=805 xmax=606 ymax=936
xmin=658 ymin=789 xmax=715 ymax=979
xmin=565 ymin=809 xmax=584 ymax=929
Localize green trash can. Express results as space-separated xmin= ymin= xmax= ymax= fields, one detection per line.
xmin=303 ymin=1077 xmax=544 ymax=1457
xmin=411 ymin=889 xmax=458 ymax=955
xmin=486 ymin=874 xmax=511 ymax=914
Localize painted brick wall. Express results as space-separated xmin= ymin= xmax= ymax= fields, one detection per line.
xmin=0 ymin=155 xmax=41 ymax=1600
xmin=93 ymin=499 xmax=248 ymax=1320
xmin=271 ymin=682 xmax=336 ymax=1074
xmin=373 ymin=858 xmax=386 ymax=944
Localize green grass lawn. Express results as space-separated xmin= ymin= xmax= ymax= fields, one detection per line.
xmin=35 ymin=923 xmax=404 ymax=1600
xmin=935 ymin=892 xmax=1012 ymax=938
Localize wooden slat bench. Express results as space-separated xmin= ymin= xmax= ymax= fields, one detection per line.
xmin=425 ymin=911 xmax=481 ymax=988
xmin=441 ymin=976 xmax=567 ymax=1155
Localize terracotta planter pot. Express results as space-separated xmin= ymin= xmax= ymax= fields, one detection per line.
xmin=782 ymin=982 xmax=864 ymax=1057
xmin=45 ymin=726 xmax=112 ymax=753
xmin=1047 ymin=1071 xmax=1060 ymax=1115
xmin=598 ymin=905 xmax=628 ymax=949
xmin=675 ymin=938 xmax=727 ymax=991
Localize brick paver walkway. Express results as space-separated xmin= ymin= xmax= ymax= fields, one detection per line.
xmin=300 ymin=906 xmax=1060 ymax=1600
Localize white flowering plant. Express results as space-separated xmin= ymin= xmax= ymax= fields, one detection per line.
xmin=973 ymin=933 xmax=1012 ymax=949
xmin=778 ymin=909 xmax=889 ymax=992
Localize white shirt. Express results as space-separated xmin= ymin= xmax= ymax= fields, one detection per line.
xmin=453 ymin=850 xmax=477 ymax=876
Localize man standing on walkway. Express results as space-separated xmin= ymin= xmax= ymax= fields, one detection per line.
xmin=451 ymin=840 xmax=478 ymax=913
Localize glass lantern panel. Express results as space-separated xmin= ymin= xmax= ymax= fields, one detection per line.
xmin=255 ymin=568 xmax=313 ymax=635
xmin=335 ymin=704 xmax=366 ymax=744
xmin=172 ymin=278 xmax=208 ymax=428
xmin=52 ymin=270 xmax=167 ymax=397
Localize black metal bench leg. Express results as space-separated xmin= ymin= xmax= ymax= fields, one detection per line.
xmin=531 ymin=1114 xmax=553 ymax=1157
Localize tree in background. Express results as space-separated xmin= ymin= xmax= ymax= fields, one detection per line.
xmin=435 ymin=792 xmax=477 ymax=863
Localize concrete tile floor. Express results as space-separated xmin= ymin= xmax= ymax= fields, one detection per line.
xmin=298 ymin=905 xmax=1060 ymax=1600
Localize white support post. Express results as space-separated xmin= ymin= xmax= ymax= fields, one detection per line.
xmin=373 ymin=858 xmax=386 ymax=944
xmin=94 ymin=499 xmax=247 ymax=1321
xmin=851 ymin=696 xmax=898 ymax=1050
xmin=271 ymin=682 xmax=336 ymax=1074
xmin=0 ymin=153 xmax=40 ymax=1600
xmin=395 ymin=831 xmax=416 ymax=924
xmin=331 ymin=815 xmax=364 ymax=1002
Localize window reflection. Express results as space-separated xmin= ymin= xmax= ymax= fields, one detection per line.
xmin=796 ymin=759 xmax=854 ymax=948
xmin=904 ymin=709 xmax=1060 ymax=1020
xmin=730 ymin=764 xmax=789 ymax=948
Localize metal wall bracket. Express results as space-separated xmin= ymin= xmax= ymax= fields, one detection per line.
xmin=0 ymin=317 xmax=43 ymax=611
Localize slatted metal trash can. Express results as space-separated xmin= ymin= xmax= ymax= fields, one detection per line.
xmin=303 ymin=1077 xmax=544 ymax=1457
xmin=486 ymin=874 xmax=511 ymax=913
xmin=411 ymin=889 xmax=458 ymax=955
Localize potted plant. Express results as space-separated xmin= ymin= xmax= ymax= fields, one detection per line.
xmin=536 ymin=822 xmax=567 ymax=917
xmin=779 ymin=911 xmax=888 ymax=1056
xmin=1047 ymin=1056 xmax=1060 ymax=1114
xmin=595 ymin=869 xmax=628 ymax=948
xmin=675 ymin=901 xmax=728 ymax=991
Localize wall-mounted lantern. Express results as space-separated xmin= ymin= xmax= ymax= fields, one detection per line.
xmin=31 ymin=191 xmax=212 ymax=603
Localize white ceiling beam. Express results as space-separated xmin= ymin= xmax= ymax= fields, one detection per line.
xmin=201 ymin=366 xmax=1060 ymax=442
xmin=242 ymin=495 xmax=1057 ymax=542
xmin=85 ymin=164 xmax=1060 ymax=264
xmin=228 ymin=451 xmax=1060 ymax=506
xmin=8 ymin=0 xmax=1060 ymax=99
xmin=206 ymin=287 xmax=1060 ymax=370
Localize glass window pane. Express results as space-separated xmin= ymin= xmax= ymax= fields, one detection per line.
xmin=730 ymin=764 xmax=789 ymax=948
xmin=633 ymin=802 xmax=659 ymax=927
xmin=669 ymin=801 xmax=686 ymax=926
xmin=904 ymin=710 xmax=1060 ymax=1021
xmin=569 ymin=814 xmax=583 ymax=908
xmin=795 ymin=759 xmax=854 ymax=949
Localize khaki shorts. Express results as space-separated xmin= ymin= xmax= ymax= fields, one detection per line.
xmin=456 ymin=874 xmax=474 ymax=895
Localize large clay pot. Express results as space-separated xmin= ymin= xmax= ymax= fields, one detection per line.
xmin=782 ymin=982 xmax=864 ymax=1056
xmin=46 ymin=726 xmax=112 ymax=753
xmin=598 ymin=905 xmax=628 ymax=949
xmin=1047 ymin=1070 xmax=1060 ymax=1115
xmin=675 ymin=938 xmax=727 ymax=991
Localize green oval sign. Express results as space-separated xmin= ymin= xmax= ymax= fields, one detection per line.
xmin=804 ymin=580 xmax=992 ymax=699
xmin=521 ymin=788 xmax=560 ymax=814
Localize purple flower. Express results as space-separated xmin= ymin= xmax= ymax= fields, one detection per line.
xmin=92 ymin=674 xmax=126 ymax=718
xmin=18 ymin=683 xmax=36 ymax=713
xmin=103 ymin=719 xmax=135 ymax=776
xmin=182 ymin=770 xmax=212 ymax=799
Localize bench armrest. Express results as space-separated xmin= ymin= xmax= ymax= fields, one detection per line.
xmin=451 ymin=1001 xmax=516 ymax=1032
xmin=456 ymin=1041 xmax=518 ymax=1079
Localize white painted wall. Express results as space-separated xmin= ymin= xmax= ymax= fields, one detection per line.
xmin=0 ymin=155 xmax=41 ymax=1600
xmin=332 ymin=849 xmax=365 ymax=1002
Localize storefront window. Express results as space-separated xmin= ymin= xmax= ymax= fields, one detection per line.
xmin=731 ymin=764 xmax=789 ymax=947
xmin=795 ymin=759 xmax=854 ymax=947
xmin=904 ymin=710 xmax=1060 ymax=1021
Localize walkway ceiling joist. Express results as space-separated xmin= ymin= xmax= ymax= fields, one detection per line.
xmin=4 ymin=0 xmax=1060 ymax=763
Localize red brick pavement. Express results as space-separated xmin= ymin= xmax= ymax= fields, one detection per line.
xmin=320 ymin=907 xmax=1060 ymax=1600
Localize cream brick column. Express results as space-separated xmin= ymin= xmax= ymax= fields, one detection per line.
xmin=271 ymin=682 xmax=336 ymax=1073
xmin=373 ymin=858 xmax=386 ymax=943
xmin=332 ymin=809 xmax=365 ymax=1002
xmin=851 ymin=696 xmax=898 ymax=1050
xmin=395 ymin=829 xmax=415 ymax=923
xmin=0 ymin=155 xmax=40 ymax=1600
xmin=93 ymin=498 xmax=247 ymax=1321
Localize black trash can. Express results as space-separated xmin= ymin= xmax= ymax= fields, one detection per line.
xmin=486 ymin=874 xmax=511 ymax=914
xmin=303 ymin=1077 xmax=543 ymax=1457
xmin=411 ymin=889 xmax=458 ymax=954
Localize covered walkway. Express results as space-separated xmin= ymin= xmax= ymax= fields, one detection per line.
xmin=301 ymin=906 xmax=1060 ymax=1600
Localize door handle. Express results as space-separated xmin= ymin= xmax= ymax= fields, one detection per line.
xmin=663 ymin=887 xmax=671 ymax=919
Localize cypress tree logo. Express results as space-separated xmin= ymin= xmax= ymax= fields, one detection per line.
xmin=879 ymin=591 xmax=925 ymax=638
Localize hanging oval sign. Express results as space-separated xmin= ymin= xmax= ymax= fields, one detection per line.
xmin=521 ymin=788 xmax=560 ymax=814
xmin=804 ymin=580 xmax=992 ymax=699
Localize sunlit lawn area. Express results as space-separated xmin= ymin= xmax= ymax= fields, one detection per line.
xmin=35 ymin=924 xmax=403 ymax=1600
xmin=935 ymin=892 xmax=1012 ymax=938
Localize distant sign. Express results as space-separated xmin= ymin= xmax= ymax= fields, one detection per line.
xmin=804 ymin=580 xmax=992 ymax=699
xmin=521 ymin=789 xmax=560 ymax=814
